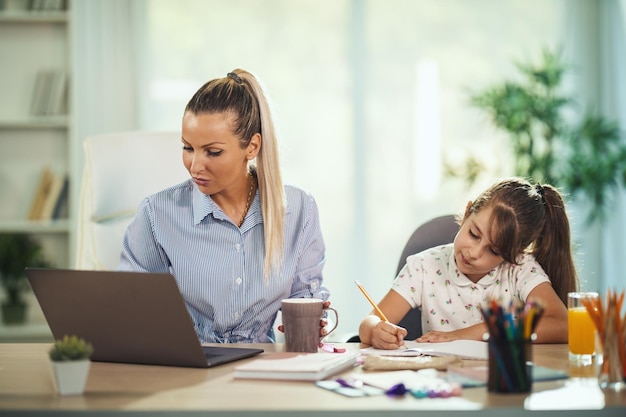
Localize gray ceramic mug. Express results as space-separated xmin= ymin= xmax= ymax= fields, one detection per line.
xmin=281 ymin=298 xmax=338 ymax=352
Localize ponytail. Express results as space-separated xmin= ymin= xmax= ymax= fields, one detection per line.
xmin=531 ymin=185 xmax=578 ymax=305
xmin=235 ymin=69 xmax=285 ymax=277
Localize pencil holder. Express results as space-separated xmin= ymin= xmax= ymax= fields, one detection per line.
xmin=487 ymin=336 xmax=532 ymax=393
xmin=481 ymin=299 xmax=543 ymax=394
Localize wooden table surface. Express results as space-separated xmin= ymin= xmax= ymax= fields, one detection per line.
xmin=0 ymin=342 xmax=624 ymax=416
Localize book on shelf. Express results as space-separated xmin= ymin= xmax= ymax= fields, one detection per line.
xmin=29 ymin=0 xmax=66 ymax=11
xmin=51 ymin=176 xmax=69 ymax=219
xmin=30 ymin=68 xmax=67 ymax=117
xmin=28 ymin=168 xmax=68 ymax=221
xmin=39 ymin=173 xmax=68 ymax=221
xmin=45 ymin=69 xmax=67 ymax=115
xmin=28 ymin=167 xmax=53 ymax=220
xmin=234 ymin=351 xmax=359 ymax=381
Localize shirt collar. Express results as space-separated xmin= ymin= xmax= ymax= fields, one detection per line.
xmin=192 ymin=185 xmax=214 ymax=225
xmin=192 ymin=184 xmax=280 ymax=227
xmin=448 ymin=250 xmax=498 ymax=287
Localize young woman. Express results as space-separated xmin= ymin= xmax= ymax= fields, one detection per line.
xmin=119 ymin=69 xmax=330 ymax=343
xmin=359 ymin=177 xmax=578 ymax=348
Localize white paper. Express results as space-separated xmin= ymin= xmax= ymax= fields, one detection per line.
xmin=359 ymin=339 xmax=488 ymax=360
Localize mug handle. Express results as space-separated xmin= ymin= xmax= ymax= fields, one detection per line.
xmin=323 ymin=306 xmax=339 ymax=337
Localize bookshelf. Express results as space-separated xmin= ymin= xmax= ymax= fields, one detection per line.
xmin=0 ymin=1 xmax=73 ymax=340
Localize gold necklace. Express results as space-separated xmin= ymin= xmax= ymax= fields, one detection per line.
xmin=238 ymin=174 xmax=256 ymax=228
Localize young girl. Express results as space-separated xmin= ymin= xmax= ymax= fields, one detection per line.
xmin=359 ymin=177 xmax=578 ymax=348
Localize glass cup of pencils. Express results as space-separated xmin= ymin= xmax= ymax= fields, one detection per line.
xmin=481 ymin=300 xmax=544 ymax=393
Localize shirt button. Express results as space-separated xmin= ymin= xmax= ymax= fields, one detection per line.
xmin=236 ymin=277 xmax=242 ymax=285
xmin=235 ymin=244 xmax=241 ymax=251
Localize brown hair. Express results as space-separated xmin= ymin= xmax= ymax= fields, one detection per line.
xmin=184 ymin=69 xmax=285 ymax=277
xmin=464 ymin=177 xmax=578 ymax=305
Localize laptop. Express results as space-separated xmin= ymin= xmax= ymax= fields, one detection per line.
xmin=25 ymin=268 xmax=263 ymax=368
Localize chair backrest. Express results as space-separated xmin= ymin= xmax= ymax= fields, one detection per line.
xmin=396 ymin=214 xmax=460 ymax=340
xmin=75 ymin=131 xmax=189 ymax=270
xmin=345 ymin=214 xmax=460 ymax=343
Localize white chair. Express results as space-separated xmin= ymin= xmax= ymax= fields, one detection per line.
xmin=75 ymin=131 xmax=189 ymax=270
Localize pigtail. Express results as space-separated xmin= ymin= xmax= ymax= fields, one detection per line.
xmin=531 ymin=185 xmax=579 ymax=305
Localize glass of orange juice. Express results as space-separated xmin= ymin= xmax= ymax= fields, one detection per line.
xmin=567 ymin=292 xmax=599 ymax=365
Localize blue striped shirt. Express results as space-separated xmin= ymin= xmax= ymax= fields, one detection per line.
xmin=118 ymin=179 xmax=329 ymax=343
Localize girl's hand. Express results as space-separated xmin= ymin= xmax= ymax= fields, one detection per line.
xmin=416 ymin=330 xmax=457 ymax=343
xmin=371 ymin=321 xmax=407 ymax=350
xmin=416 ymin=323 xmax=487 ymax=342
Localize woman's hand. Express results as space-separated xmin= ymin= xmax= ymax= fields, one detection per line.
xmin=276 ymin=300 xmax=333 ymax=346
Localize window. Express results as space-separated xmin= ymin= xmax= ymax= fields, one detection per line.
xmin=136 ymin=0 xmax=563 ymax=339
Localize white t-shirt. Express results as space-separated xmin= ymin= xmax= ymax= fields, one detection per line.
xmin=392 ymin=243 xmax=550 ymax=334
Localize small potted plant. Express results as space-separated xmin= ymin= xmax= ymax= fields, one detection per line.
xmin=49 ymin=335 xmax=93 ymax=395
xmin=0 ymin=233 xmax=51 ymax=325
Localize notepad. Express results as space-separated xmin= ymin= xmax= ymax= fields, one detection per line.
xmin=446 ymin=364 xmax=569 ymax=387
xmin=234 ymin=351 xmax=359 ymax=381
xmin=359 ymin=339 xmax=488 ymax=360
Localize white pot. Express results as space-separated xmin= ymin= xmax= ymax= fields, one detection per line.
xmin=50 ymin=359 xmax=91 ymax=395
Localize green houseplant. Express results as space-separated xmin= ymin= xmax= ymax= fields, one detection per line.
xmin=457 ymin=48 xmax=625 ymax=224
xmin=49 ymin=335 xmax=93 ymax=395
xmin=0 ymin=233 xmax=51 ymax=324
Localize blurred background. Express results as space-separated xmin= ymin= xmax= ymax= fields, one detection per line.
xmin=1 ymin=0 xmax=625 ymax=341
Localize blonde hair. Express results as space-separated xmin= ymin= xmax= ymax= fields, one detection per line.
xmin=184 ymin=69 xmax=285 ymax=277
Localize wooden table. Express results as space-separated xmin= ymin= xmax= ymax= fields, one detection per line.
xmin=0 ymin=343 xmax=624 ymax=416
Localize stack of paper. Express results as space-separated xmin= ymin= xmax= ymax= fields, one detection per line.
xmin=234 ymin=351 xmax=359 ymax=381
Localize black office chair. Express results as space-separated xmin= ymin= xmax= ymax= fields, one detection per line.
xmin=347 ymin=214 xmax=459 ymax=343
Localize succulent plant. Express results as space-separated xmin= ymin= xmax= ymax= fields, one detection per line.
xmin=49 ymin=335 xmax=93 ymax=362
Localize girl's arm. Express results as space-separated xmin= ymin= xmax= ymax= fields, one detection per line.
xmin=416 ymin=282 xmax=568 ymax=343
xmin=526 ymin=281 xmax=568 ymax=343
xmin=358 ymin=290 xmax=410 ymax=349
xmin=416 ymin=323 xmax=488 ymax=342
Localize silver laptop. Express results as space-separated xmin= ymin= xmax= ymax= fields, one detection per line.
xmin=25 ymin=268 xmax=263 ymax=368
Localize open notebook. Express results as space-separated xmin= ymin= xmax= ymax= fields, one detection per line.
xmin=25 ymin=268 xmax=263 ymax=368
xmin=360 ymin=339 xmax=488 ymax=360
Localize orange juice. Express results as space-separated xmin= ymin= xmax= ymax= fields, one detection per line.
xmin=568 ymin=306 xmax=596 ymax=355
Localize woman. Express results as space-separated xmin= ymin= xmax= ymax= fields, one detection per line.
xmin=119 ymin=69 xmax=330 ymax=343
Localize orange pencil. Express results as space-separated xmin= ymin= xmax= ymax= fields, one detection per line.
xmin=355 ymin=280 xmax=389 ymax=321
xmin=355 ymin=280 xmax=406 ymax=348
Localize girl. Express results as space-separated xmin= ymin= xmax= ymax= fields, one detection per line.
xmin=359 ymin=177 xmax=578 ymax=348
